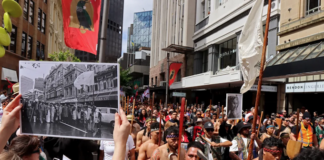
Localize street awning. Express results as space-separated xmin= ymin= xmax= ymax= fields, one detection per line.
xmin=162 ymin=44 xmax=194 ymax=54
xmin=264 ymin=41 xmax=324 ymax=79
xmin=1 ymin=68 xmax=18 ymax=82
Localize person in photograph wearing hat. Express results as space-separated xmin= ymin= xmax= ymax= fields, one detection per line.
xmin=290 ymin=112 xmax=319 ymax=149
xmin=195 ymin=121 xmax=232 ymax=160
xmin=138 ymin=122 xmax=164 ymax=160
xmin=229 ymin=122 xmax=261 ymax=160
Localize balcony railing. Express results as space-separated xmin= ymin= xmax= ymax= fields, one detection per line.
xmin=195 ymin=17 xmax=209 ymax=32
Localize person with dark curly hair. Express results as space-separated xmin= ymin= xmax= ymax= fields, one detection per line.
xmin=293 ymin=148 xmax=324 ymax=160
xmin=253 ymin=137 xmax=284 ymax=160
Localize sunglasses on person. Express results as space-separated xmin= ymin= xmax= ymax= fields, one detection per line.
xmin=205 ymin=129 xmax=214 ymax=132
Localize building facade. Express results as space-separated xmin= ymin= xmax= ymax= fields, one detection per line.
xmin=264 ymin=0 xmax=324 ymax=113
xmin=44 ymin=64 xmax=65 ymax=103
xmin=47 ymin=0 xmax=74 ymax=57
xmin=127 ymin=24 xmax=134 ymax=53
xmin=75 ymin=0 xmax=124 ymax=62
xmin=150 ymin=0 xmax=196 ymax=101
xmin=132 ymin=11 xmax=152 ymax=52
xmin=21 ymin=75 xmax=34 ymax=95
xmin=34 ymin=78 xmax=44 ymax=91
xmin=63 ymin=64 xmax=86 ymax=102
xmin=0 ymin=0 xmax=50 ymax=92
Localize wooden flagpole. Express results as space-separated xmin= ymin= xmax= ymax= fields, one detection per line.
xmin=256 ymin=111 xmax=264 ymax=136
xmin=221 ymin=105 xmax=224 ymax=122
xmin=124 ymin=97 xmax=126 ymax=112
xmin=177 ymin=98 xmax=186 ymax=160
xmin=126 ymin=96 xmax=129 ymax=114
xmin=209 ymin=99 xmax=212 ymax=111
xmin=247 ymin=0 xmax=272 ymax=159
xmin=149 ymin=92 xmax=155 ymax=138
xmin=130 ymin=100 xmax=135 ymax=133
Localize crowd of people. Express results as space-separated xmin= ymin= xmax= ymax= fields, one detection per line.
xmin=2 ymin=93 xmax=324 ymax=160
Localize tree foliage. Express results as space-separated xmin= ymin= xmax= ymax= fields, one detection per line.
xmin=49 ymin=50 xmax=81 ymax=62
xmin=120 ymin=67 xmax=132 ymax=87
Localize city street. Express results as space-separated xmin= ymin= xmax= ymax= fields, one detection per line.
xmin=21 ymin=119 xmax=113 ymax=139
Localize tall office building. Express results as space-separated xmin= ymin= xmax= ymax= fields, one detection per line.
xmin=34 ymin=78 xmax=44 ymax=91
xmin=127 ymin=24 xmax=133 ymax=53
xmin=75 ymin=0 xmax=124 ymax=62
xmin=21 ymin=76 xmax=34 ymax=95
xmin=131 ymin=11 xmax=152 ymax=52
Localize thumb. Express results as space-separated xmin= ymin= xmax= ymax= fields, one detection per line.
xmin=115 ymin=113 xmax=121 ymax=128
xmin=9 ymin=104 xmax=22 ymax=117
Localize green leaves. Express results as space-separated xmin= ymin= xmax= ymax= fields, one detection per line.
xmin=49 ymin=50 xmax=81 ymax=62
xmin=120 ymin=66 xmax=131 ymax=87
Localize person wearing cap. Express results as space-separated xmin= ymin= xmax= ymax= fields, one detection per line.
xmin=290 ymin=112 xmax=318 ymax=148
xmin=195 ymin=121 xmax=232 ymax=160
xmin=138 ymin=122 xmax=164 ymax=160
xmin=193 ymin=118 xmax=204 ymax=141
xmin=135 ymin=117 xmax=157 ymax=152
xmin=229 ymin=122 xmax=261 ymax=160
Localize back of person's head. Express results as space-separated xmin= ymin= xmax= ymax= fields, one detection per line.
xmin=187 ymin=142 xmax=204 ymax=152
xmin=293 ymin=148 xmax=324 ymax=160
xmin=9 ymin=135 xmax=40 ymax=158
xmin=0 ymin=150 xmax=22 ymax=160
xmin=261 ymin=137 xmax=284 ymax=149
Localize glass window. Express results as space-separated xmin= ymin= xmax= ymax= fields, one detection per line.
xmin=9 ymin=25 xmax=17 ymax=53
xmin=41 ymin=12 xmax=46 ymax=33
xmin=219 ymin=38 xmax=237 ymax=69
xmin=202 ymin=51 xmax=208 ymax=72
xmin=306 ymin=0 xmax=321 ymax=16
xmin=29 ymin=0 xmax=34 ymax=24
xmin=177 ymin=69 xmax=181 ymax=82
xmin=38 ymin=8 xmax=42 ymax=30
xmin=27 ymin=36 xmax=33 ymax=59
xmin=41 ymin=44 xmax=45 ymax=60
xmin=36 ymin=41 xmax=40 ymax=59
xmin=23 ymin=0 xmax=28 ymax=20
xmin=294 ymin=43 xmax=319 ymax=61
xmin=306 ymin=42 xmax=324 ymax=59
xmin=21 ymin=32 xmax=27 ymax=57
xmin=274 ymin=48 xmax=297 ymax=65
xmin=283 ymin=46 xmax=307 ymax=64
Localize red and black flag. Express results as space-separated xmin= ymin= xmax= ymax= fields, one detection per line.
xmin=62 ymin=0 xmax=101 ymax=54
xmin=169 ymin=63 xmax=182 ymax=86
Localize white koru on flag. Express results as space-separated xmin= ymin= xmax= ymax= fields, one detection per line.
xmin=239 ymin=0 xmax=265 ymax=94
xmin=74 ymin=71 xmax=95 ymax=89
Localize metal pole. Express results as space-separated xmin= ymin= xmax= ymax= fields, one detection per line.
xmin=165 ymin=53 xmax=170 ymax=108
xmin=98 ymin=0 xmax=110 ymax=62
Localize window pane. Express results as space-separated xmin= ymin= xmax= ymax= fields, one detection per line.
xmin=294 ymin=43 xmax=319 ymax=61
xmin=306 ymin=0 xmax=321 ymax=15
xmin=283 ymin=46 xmax=308 ymax=63
xmin=220 ymin=38 xmax=236 ymax=69
xmin=306 ymin=42 xmax=324 ymax=59
xmin=42 ymin=12 xmax=46 ymax=33
xmin=27 ymin=36 xmax=33 ymax=59
xmin=9 ymin=25 xmax=17 ymax=53
xmin=274 ymin=48 xmax=297 ymax=65
xmin=29 ymin=0 xmax=34 ymax=24
xmin=21 ymin=32 xmax=27 ymax=56
xmin=38 ymin=8 xmax=41 ymax=30
xmin=23 ymin=0 xmax=28 ymax=20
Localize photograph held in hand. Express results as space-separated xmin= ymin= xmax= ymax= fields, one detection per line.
xmin=19 ymin=61 xmax=119 ymax=140
xmin=226 ymin=94 xmax=243 ymax=120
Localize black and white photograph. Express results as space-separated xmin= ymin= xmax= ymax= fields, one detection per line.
xmin=19 ymin=61 xmax=119 ymax=140
xmin=226 ymin=93 xmax=243 ymax=119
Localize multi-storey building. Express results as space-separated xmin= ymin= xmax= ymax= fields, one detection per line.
xmin=47 ymin=0 xmax=74 ymax=56
xmin=44 ymin=64 xmax=65 ymax=103
xmin=264 ymin=0 xmax=324 ymax=113
xmin=75 ymin=0 xmax=124 ymax=62
xmin=127 ymin=24 xmax=134 ymax=53
xmin=21 ymin=75 xmax=34 ymax=95
xmin=63 ymin=64 xmax=86 ymax=102
xmin=34 ymin=78 xmax=44 ymax=91
xmin=150 ymin=0 xmax=196 ymax=101
xmin=0 ymin=0 xmax=50 ymax=92
xmin=132 ymin=11 xmax=152 ymax=52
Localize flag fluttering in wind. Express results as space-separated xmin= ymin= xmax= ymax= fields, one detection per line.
xmin=143 ymin=88 xmax=150 ymax=98
xmin=169 ymin=63 xmax=182 ymax=86
xmin=62 ymin=0 xmax=102 ymax=55
xmin=74 ymin=71 xmax=95 ymax=89
xmin=238 ymin=0 xmax=265 ymax=94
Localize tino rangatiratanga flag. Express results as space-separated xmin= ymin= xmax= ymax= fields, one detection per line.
xmin=62 ymin=0 xmax=101 ymax=55
xmin=169 ymin=63 xmax=182 ymax=87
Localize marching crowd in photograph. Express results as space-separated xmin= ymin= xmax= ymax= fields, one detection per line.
xmin=2 ymin=91 xmax=324 ymax=160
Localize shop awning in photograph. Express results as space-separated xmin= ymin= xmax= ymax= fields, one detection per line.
xmin=264 ymin=41 xmax=324 ymax=79
xmin=162 ymin=44 xmax=194 ymax=54
xmin=62 ymin=98 xmax=78 ymax=103
xmin=1 ymin=68 xmax=18 ymax=82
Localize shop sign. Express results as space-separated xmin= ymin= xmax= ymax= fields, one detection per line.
xmin=172 ymin=92 xmax=186 ymax=97
xmin=250 ymin=85 xmax=277 ymax=92
xmin=286 ymin=81 xmax=324 ymax=93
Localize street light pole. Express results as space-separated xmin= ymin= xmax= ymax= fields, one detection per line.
xmin=98 ymin=0 xmax=110 ymax=63
xmin=165 ymin=53 xmax=170 ymax=108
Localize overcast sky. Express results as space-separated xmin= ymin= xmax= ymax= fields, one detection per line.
xmin=121 ymin=0 xmax=153 ymax=55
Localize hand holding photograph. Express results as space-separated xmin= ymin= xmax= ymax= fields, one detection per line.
xmin=19 ymin=61 xmax=119 ymax=140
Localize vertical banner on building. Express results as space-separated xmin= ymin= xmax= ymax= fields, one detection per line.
xmin=62 ymin=0 xmax=102 ymax=55
xmin=169 ymin=63 xmax=182 ymax=86
xmin=133 ymin=81 xmax=140 ymax=94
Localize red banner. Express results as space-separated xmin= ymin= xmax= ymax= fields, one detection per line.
xmin=169 ymin=63 xmax=182 ymax=86
xmin=62 ymin=0 xmax=101 ymax=55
